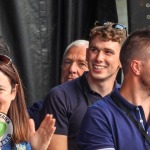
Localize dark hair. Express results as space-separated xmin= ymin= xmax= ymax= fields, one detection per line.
xmin=120 ymin=28 xmax=150 ymax=74
xmin=89 ymin=24 xmax=126 ymax=45
xmin=0 ymin=36 xmax=10 ymax=56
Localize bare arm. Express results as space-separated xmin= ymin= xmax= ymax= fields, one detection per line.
xmin=47 ymin=134 xmax=68 ymax=150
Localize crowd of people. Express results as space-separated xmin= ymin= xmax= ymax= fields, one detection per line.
xmin=39 ymin=21 xmax=126 ymax=150
xmin=0 ymin=21 xmax=150 ymax=150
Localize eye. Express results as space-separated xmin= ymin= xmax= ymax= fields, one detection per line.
xmin=79 ymin=62 xmax=88 ymax=68
xmin=63 ymin=59 xmax=72 ymax=65
xmin=104 ymin=50 xmax=114 ymax=55
xmin=0 ymin=88 xmax=5 ymax=92
xmin=89 ymin=47 xmax=99 ymax=54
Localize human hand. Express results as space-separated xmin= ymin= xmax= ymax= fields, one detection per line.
xmin=29 ymin=114 xmax=56 ymax=150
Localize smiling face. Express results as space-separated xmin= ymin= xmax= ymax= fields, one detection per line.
xmin=0 ymin=71 xmax=17 ymax=114
xmin=61 ymin=45 xmax=88 ymax=83
xmin=87 ymin=35 xmax=121 ymax=82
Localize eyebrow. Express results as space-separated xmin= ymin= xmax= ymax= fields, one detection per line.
xmin=77 ymin=59 xmax=87 ymax=63
xmin=0 ymin=85 xmax=6 ymax=88
xmin=89 ymin=45 xmax=115 ymax=51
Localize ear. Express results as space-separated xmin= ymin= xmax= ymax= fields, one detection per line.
xmin=11 ymin=84 xmax=18 ymax=101
xmin=131 ymin=60 xmax=141 ymax=75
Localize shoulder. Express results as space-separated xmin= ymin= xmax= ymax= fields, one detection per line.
xmin=85 ymin=94 xmax=118 ymax=121
xmin=90 ymin=95 xmax=113 ymax=110
xmin=79 ymin=95 xmax=117 ymax=135
xmin=87 ymin=89 xmax=121 ymax=119
xmin=47 ymin=77 xmax=81 ymax=97
xmin=47 ymin=73 xmax=86 ymax=96
xmin=43 ymin=77 xmax=82 ymax=107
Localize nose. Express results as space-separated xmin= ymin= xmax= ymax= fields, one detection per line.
xmin=95 ymin=51 xmax=104 ymax=62
xmin=68 ymin=62 xmax=78 ymax=74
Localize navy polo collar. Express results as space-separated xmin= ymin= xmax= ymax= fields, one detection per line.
xmin=79 ymin=71 xmax=121 ymax=97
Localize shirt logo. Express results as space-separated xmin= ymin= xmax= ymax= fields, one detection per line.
xmin=0 ymin=112 xmax=13 ymax=147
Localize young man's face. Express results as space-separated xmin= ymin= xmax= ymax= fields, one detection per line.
xmin=61 ymin=45 xmax=88 ymax=83
xmin=86 ymin=35 xmax=121 ymax=82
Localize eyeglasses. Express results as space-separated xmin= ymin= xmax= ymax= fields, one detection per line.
xmin=0 ymin=54 xmax=12 ymax=65
xmin=94 ymin=21 xmax=127 ymax=36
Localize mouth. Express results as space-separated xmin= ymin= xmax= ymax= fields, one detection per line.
xmin=93 ymin=64 xmax=106 ymax=70
xmin=68 ymin=78 xmax=74 ymax=80
xmin=67 ymin=77 xmax=75 ymax=81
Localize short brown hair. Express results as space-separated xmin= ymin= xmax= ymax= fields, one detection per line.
xmin=89 ymin=22 xmax=126 ymax=45
xmin=120 ymin=28 xmax=150 ymax=74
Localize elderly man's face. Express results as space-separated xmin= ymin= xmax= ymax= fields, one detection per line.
xmin=61 ymin=45 xmax=88 ymax=83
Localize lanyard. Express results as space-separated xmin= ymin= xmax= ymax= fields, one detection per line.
xmin=111 ymin=93 xmax=150 ymax=143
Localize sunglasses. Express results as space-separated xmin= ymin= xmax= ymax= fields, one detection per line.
xmin=94 ymin=21 xmax=127 ymax=36
xmin=0 ymin=54 xmax=12 ymax=65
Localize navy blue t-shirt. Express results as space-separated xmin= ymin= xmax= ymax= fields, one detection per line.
xmin=78 ymin=88 xmax=150 ymax=150
xmin=40 ymin=72 xmax=120 ymax=150
xmin=28 ymin=100 xmax=43 ymax=129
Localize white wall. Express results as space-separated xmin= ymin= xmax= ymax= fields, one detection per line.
xmin=116 ymin=0 xmax=128 ymax=30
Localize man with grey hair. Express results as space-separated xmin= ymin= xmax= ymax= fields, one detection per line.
xmin=61 ymin=40 xmax=89 ymax=83
xmin=28 ymin=39 xmax=89 ymax=126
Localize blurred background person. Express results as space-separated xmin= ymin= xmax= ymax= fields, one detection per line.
xmin=28 ymin=39 xmax=89 ymax=128
xmin=60 ymin=40 xmax=89 ymax=83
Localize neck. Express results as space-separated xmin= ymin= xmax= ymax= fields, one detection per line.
xmin=120 ymin=80 xmax=150 ymax=122
xmin=87 ymin=73 xmax=116 ymax=97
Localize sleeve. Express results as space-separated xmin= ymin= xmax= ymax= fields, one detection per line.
xmin=39 ymin=86 xmax=69 ymax=135
xmin=77 ymin=105 xmax=115 ymax=150
xmin=16 ymin=142 xmax=31 ymax=150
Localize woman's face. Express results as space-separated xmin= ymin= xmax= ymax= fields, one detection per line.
xmin=0 ymin=70 xmax=17 ymax=114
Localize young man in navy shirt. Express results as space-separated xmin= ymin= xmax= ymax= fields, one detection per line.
xmin=78 ymin=29 xmax=150 ymax=150
xmin=40 ymin=22 xmax=127 ymax=150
